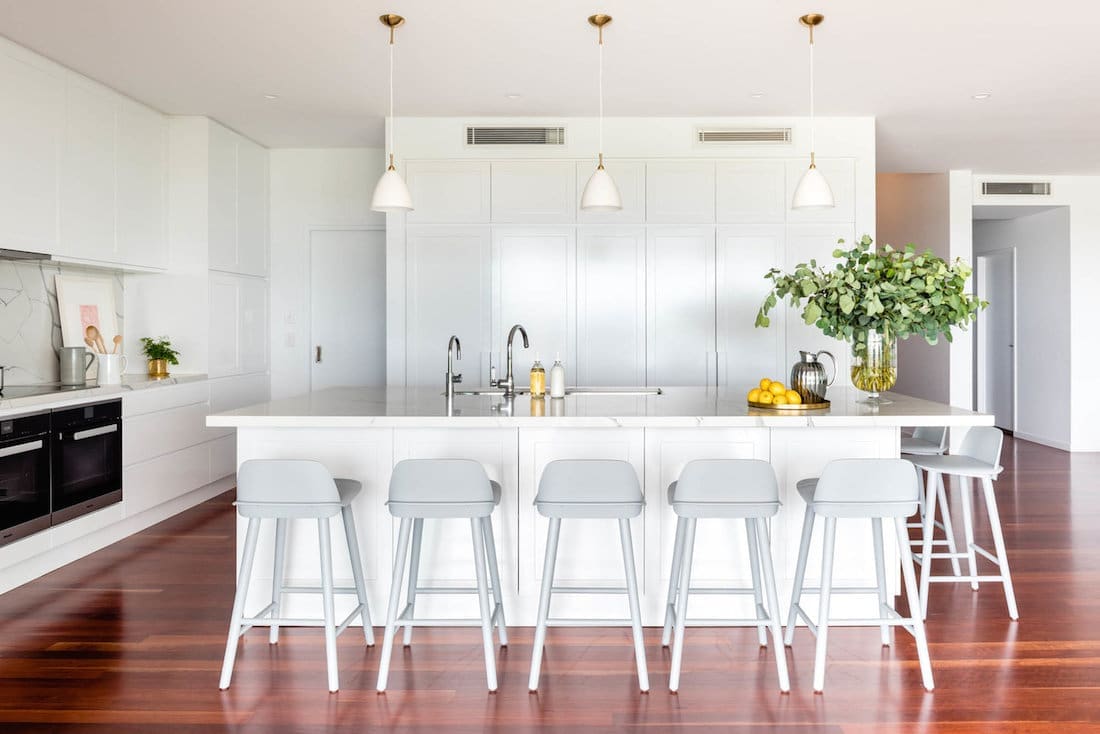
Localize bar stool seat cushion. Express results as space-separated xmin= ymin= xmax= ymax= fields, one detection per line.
xmin=908 ymin=454 xmax=1001 ymax=478
xmin=387 ymin=459 xmax=498 ymax=518
xmin=900 ymin=437 xmax=946 ymax=455
xmin=535 ymin=460 xmax=643 ymax=519
xmin=796 ymin=477 xmax=818 ymax=505
xmin=667 ymin=460 xmax=781 ymax=518
xmin=796 ymin=459 xmax=919 ymax=519
xmin=235 ymin=460 xmax=361 ymax=519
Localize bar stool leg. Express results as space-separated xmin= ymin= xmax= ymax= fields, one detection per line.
xmin=528 ymin=517 xmax=561 ymax=692
xmin=470 ymin=518 xmax=498 ymax=691
xmin=668 ymin=517 xmax=696 ymax=693
xmin=341 ymin=506 xmax=375 ymax=646
xmin=661 ymin=516 xmax=686 ymax=648
xmin=745 ymin=518 xmax=768 ymax=647
xmin=376 ymin=517 xmax=413 ymax=692
xmin=754 ymin=517 xmax=790 ymax=692
xmin=871 ymin=517 xmax=890 ymax=647
xmin=895 ymin=517 xmax=935 ymax=691
xmin=981 ymin=476 xmax=1020 ymax=620
xmin=936 ymin=477 xmax=962 ymax=577
xmin=219 ymin=517 xmax=262 ymax=690
xmin=482 ymin=515 xmax=509 ymax=646
xmin=619 ymin=518 xmax=650 ymax=693
xmin=919 ymin=473 xmax=939 ymax=619
xmin=812 ymin=516 xmax=837 ymax=693
xmin=785 ymin=504 xmax=815 ymax=646
xmin=958 ymin=476 xmax=980 ymax=591
xmin=268 ymin=518 xmax=288 ymax=645
xmin=317 ymin=518 xmax=339 ymax=693
xmin=402 ymin=518 xmax=424 ymax=647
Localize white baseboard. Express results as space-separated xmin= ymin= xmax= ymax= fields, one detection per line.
xmin=1012 ymin=431 xmax=1071 ymax=452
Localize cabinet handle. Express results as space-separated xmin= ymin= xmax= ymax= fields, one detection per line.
xmin=315 ymin=345 xmax=322 ymax=363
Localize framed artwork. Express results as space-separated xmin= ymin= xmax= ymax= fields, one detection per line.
xmin=55 ymin=275 xmax=119 ymax=353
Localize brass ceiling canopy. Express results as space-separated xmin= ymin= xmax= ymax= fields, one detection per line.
xmin=799 ymin=13 xmax=824 ymax=42
xmin=379 ymin=13 xmax=405 ymax=43
xmin=588 ymin=14 xmax=612 ymax=43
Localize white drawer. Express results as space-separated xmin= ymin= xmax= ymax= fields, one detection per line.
xmin=124 ymin=401 xmax=211 ymax=466
xmin=123 ymin=381 xmax=209 ymax=417
xmin=123 ymin=442 xmax=211 ymax=516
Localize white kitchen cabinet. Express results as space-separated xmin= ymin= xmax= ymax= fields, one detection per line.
xmin=717 ymin=225 xmax=786 ymax=390
xmin=646 ymin=227 xmax=716 ymax=386
xmin=491 ymin=161 xmax=576 ymax=224
xmin=406 ymin=226 xmax=491 ymax=387
xmin=645 ymin=161 xmax=715 ymax=224
xmin=60 ymin=76 xmax=116 ymax=262
xmin=785 ymin=158 xmax=857 ymax=224
xmin=208 ymin=272 xmax=268 ymax=378
xmin=238 ymin=276 xmax=269 ymax=374
xmin=0 ymin=43 xmax=63 ymax=253
xmin=208 ymin=122 xmax=269 ymax=276
xmin=115 ymin=97 xmax=167 ymax=269
xmin=207 ymin=122 xmax=239 ymax=272
xmin=576 ymin=159 xmax=646 ymax=224
xmin=406 ymin=161 xmax=491 ymax=224
xmin=717 ymin=161 xmax=787 ymax=224
xmin=236 ymin=138 xmax=268 ymax=277
xmin=492 ymin=228 xmax=576 ymax=373
xmin=576 ymin=227 xmax=646 ymax=386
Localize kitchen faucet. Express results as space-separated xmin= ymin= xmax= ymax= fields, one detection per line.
xmin=445 ymin=335 xmax=462 ymax=400
xmin=490 ymin=324 xmax=529 ymax=397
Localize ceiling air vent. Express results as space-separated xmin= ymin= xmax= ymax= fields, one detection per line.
xmin=981 ymin=181 xmax=1051 ymax=196
xmin=466 ymin=126 xmax=566 ymax=145
xmin=697 ymin=128 xmax=792 ymax=144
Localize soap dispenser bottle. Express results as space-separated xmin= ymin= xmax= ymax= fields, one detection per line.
xmin=529 ymin=355 xmax=546 ymax=398
xmin=549 ymin=354 xmax=566 ymax=398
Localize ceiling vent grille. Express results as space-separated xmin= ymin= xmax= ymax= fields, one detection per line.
xmin=981 ymin=181 xmax=1051 ymax=196
xmin=466 ymin=126 xmax=566 ymax=145
xmin=697 ymin=128 xmax=792 ymax=144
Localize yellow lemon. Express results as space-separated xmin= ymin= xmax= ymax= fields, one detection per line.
xmin=786 ymin=390 xmax=803 ymax=405
xmin=759 ymin=378 xmax=772 ymax=391
xmin=757 ymin=390 xmax=774 ymax=404
xmin=748 ymin=388 xmax=762 ymax=402
xmin=769 ymin=382 xmax=786 ymax=396
xmin=774 ymin=394 xmax=789 ymax=405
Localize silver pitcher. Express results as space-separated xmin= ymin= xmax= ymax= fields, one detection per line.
xmin=790 ymin=349 xmax=836 ymax=403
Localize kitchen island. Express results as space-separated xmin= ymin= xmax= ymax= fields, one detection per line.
xmin=207 ymin=387 xmax=992 ymax=625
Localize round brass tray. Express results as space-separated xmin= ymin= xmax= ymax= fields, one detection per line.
xmin=747 ymin=399 xmax=830 ymax=411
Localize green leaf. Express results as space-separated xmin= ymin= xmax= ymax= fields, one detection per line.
xmin=803 ymin=302 xmax=822 ymax=325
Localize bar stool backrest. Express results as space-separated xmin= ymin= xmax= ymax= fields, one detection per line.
xmin=812 ymin=459 xmax=919 ymax=517
xmin=675 ymin=459 xmax=779 ymax=505
xmin=537 ymin=460 xmax=642 ymax=504
xmin=236 ymin=460 xmax=341 ymax=514
xmin=912 ymin=426 xmax=948 ymax=452
xmin=959 ymin=426 xmax=1004 ymax=471
xmin=390 ymin=459 xmax=493 ymax=504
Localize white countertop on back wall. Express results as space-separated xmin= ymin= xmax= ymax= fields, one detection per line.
xmin=0 ymin=373 xmax=207 ymax=416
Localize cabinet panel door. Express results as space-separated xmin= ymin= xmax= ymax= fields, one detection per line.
xmin=61 ymin=77 xmax=116 ymax=261
xmin=0 ymin=47 xmax=63 ymax=252
xmin=577 ymin=227 xmax=646 ymax=386
xmin=406 ymin=227 xmax=491 ymax=387
xmin=208 ymin=273 xmax=239 ymax=378
xmin=406 ymin=161 xmax=491 ymax=224
xmin=207 ymin=123 xmax=238 ymax=271
xmin=785 ymin=158 xmax=856 ymax=224
xmin=645 ymin=161 xmax=715 ymax=224
xmin=493 ymin=228 xmax=576 ymax=373
xmin=646 ymin=227 xmax=716 ymax=386
xmin=238 ymin=275 xmax=269 ymax=374
xmin=116 ymin=99 xmax=166 ymax=269
xmin=716 ymin=161 xmax=786 ymax=223
xmin=236 ymin=139 xmax=268 ymax=277
xmin=491 ymin=161 xmax=576 ymax=224
xmin=576 ymin=160 xmax=645 ymax=224
xmin=717 ymin=225 xmax=785 ymax=390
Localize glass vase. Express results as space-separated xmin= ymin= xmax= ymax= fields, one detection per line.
xmin=850 ymin=329 xmax=897 ymax=403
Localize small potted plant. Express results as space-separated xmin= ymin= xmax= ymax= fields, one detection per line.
xmin=140 ymin=336 xmax=180 ymax=378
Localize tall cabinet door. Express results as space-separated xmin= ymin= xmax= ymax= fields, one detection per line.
xmin=717 ymin=225 xmax=786 ymax=390
xmin=576 ymin=227 xmax=646 ymax=386
xmin=492 ymin=228 xmax=576 ymax=373
xmin=406 ymin=227 xmax=491 ymax=387
xmin=646 ymin=227 xmax=716 ymax=387
xmin=61 ymin=77 xmax=116 ymax=261
xmin=115 ymin=98 xmax=166 ymax=269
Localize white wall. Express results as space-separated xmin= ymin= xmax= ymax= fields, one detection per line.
xmin=877 ymin=173 xmax=950 ymax=403
xmin=268 ymin=148 xmax=385 ymax=398
xmin=973 ymin=208 xmax=1070 ymax=448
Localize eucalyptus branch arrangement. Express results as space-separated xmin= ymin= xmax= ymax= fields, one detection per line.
xmin=140 ymin=336 xmax=180 ymax=365
xmin=754 ymin=235 xmax=985 ymax=351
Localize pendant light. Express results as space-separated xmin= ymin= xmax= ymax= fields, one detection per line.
xmin=580 ymin=14 xmax=622 ymax=211
xmin=371 ymin=13 xmax=413 ymax=213
xmin=791 ymin=13 xmax=834 ymax=210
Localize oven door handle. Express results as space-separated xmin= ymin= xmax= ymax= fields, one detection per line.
xmin=0 ymin=439 xmax=44 ymax=458
xmin=72 ymin=423 xmax=120 ymax=442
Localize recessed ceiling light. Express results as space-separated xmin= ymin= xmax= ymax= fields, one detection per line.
xmin=749 ymin=92 xmax=765 ymax=99
xmin=264 ymin=94 xmax=279 ymax=101
xmin=972 ymin=92 xmax=992 ymax=100
xmin=504 ymin=93 xmax=522 ymax=99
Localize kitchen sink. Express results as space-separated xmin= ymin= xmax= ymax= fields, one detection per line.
xmin=448 ymin=387 xmax=663 ymax=397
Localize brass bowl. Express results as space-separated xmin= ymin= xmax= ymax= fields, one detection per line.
xmin=747 ymin=399 xmax=830 ymax=412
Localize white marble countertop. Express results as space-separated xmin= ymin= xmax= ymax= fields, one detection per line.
xmin=207 ymin=386 xmax=993 ymax=429
xmin=0 ymin=373 xmax=208 ymax=416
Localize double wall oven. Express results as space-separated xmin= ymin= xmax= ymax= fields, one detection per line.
xmin=0 ymin=399 xmax=123 ymax=547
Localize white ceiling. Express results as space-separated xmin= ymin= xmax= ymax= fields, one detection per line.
xmin=1 ymin=0 xmax=1096 ymax=173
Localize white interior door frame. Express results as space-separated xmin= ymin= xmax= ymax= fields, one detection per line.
xmin=975 ymin=247 xmax=1018 ymax=431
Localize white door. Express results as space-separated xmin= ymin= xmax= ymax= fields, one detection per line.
xmin=310 ymin=229 xmax=386 ymax=390
xmin=977 ymin=249 xmax=1015 ymax=431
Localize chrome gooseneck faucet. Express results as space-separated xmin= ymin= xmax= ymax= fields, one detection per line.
xmin=445 ymin=335 xmax=462 ymax=400
xmin=491 ymin=324 xmax=529 ymax=397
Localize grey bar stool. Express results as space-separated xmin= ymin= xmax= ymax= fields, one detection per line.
xmin=662 ymin=460 xmax=790 ymax=693
xmin=903 ymin=426 xmax=962 ymax=578
xmin=376 ymin=459 xmax=507 ymax=693
xmin=219 ymin=460 xmax=374 ymax=693
xmin=910 ymin=427 xmax=1018 ymax=620
xmin=528 ymin=459 xmax=649 ymax=693
xmin=785 ymin=459 xmax=933 ymax=692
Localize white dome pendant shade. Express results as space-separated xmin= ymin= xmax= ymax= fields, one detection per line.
xmin=580 ymin=14 xmax=622 ymax=212
xmin=792 ymin=13 xmax=834 ymax=211
xmin=371 ymin=14 xmax=413 ymax=213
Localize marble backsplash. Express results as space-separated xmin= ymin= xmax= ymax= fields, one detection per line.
xmin=0 ymin=260 xmax=124 ymax=385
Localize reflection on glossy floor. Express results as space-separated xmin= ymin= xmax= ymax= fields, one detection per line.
xmin=0 ymin=436 xmax=1098 ymax=732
